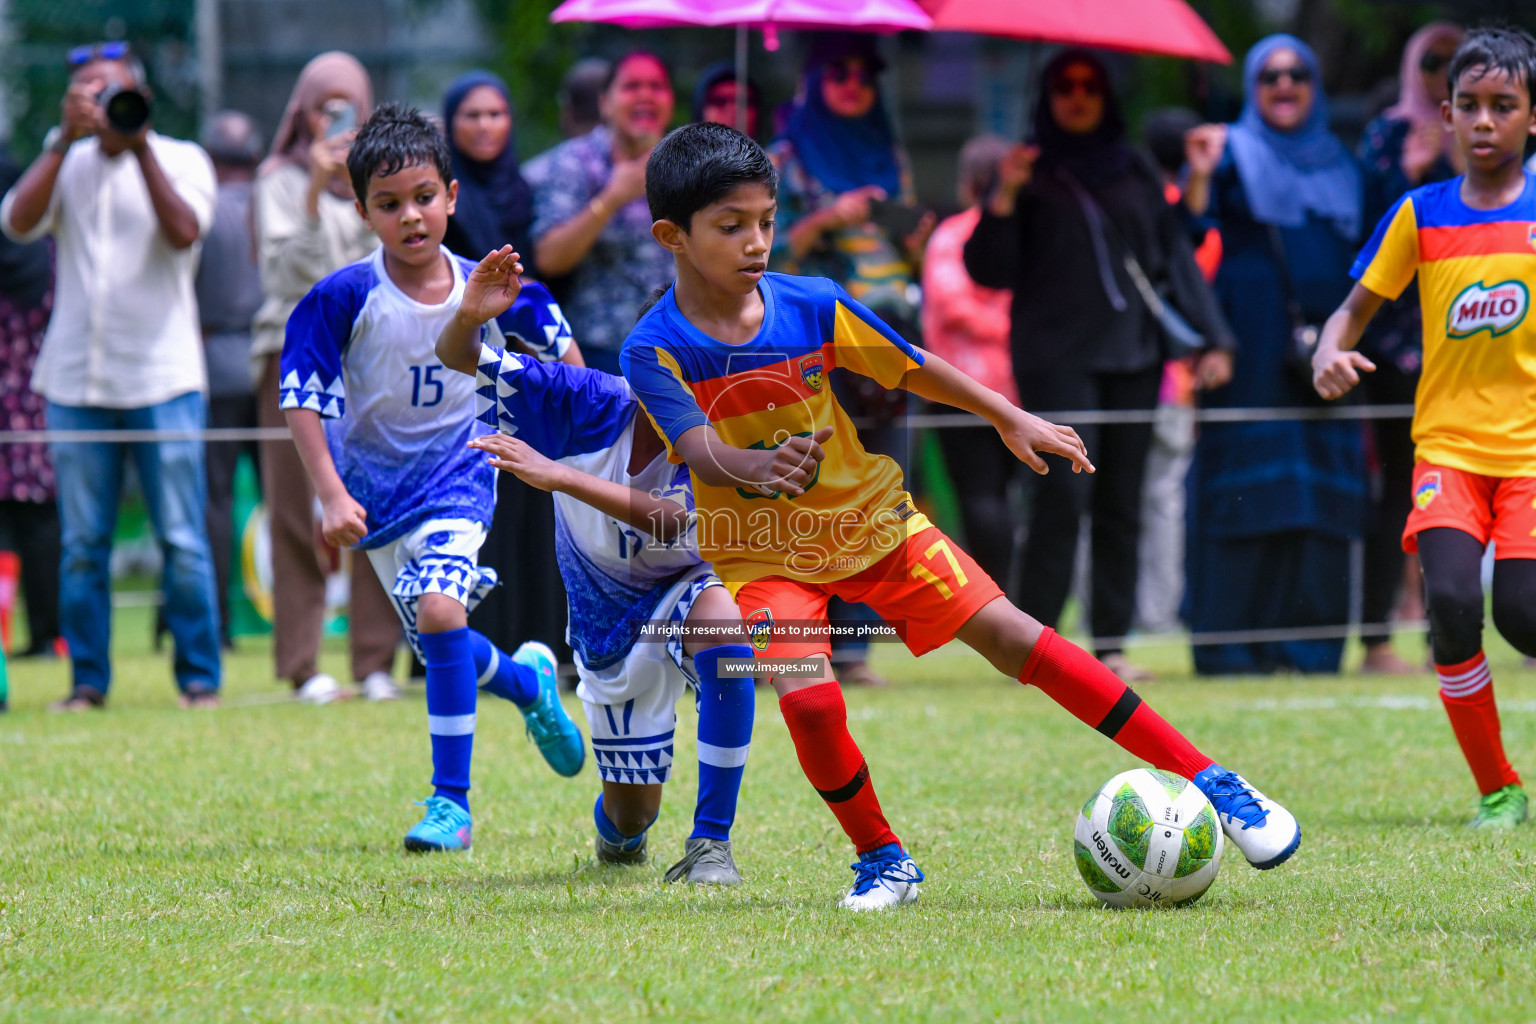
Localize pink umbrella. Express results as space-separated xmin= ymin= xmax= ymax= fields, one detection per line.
xmin=550 ymin=0 xmax=932 ymax=129
xmin=921 ymin=0 xmax=1231 ymax=64
xmin=550 ymin=0 xmax=932 ymax=33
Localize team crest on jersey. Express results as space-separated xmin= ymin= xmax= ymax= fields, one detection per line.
xmin=1447 ymin=280 xmax=1529 ymax=339
xmin=745 ymin=606 xmax=774 ymax=652
xmin=800 ymin=353 xmax=825 ymax=392
xmin=1414 ymin=471 xmax=1442 ymax=511
xmin=1527 ymin=224 xmax=1536 ymax=253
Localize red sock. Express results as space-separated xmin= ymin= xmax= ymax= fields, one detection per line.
xmin=1019 ymin=627 xmax=1213 ymax=780
xmin=1437 ymin=652 xmax=1521 ymax=795
xmin=778 ymin=682 xmax=900 ymax=855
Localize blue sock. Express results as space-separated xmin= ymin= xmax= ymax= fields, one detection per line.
xmin=418 ymin=627 xmax=477 ymax=811
xmin=690 ymin=644 xmax=755 ymax=842
xmin=467 ymin=630 xmax=539 ymax=707
xmin=594 ymin=793 xmax=652 ymax=851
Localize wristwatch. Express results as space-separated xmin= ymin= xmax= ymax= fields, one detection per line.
xmin=44 ymin=127 xmax=74 ymax=156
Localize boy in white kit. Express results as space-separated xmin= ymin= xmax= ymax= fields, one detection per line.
xmin=438 ymin=246 xmax=758 ymax=885
xmin=281 ymin=105 xmax=585 ymax=852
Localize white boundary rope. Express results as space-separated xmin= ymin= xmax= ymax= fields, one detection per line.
xmin=0 ymin=404 xmax=1415 ymax=444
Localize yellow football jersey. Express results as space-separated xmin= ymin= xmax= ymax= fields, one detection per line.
xmin=620 ymin=273 xmax=931 ymax=584
xmin=1353 ymin=174 xmax=1536 ymax=477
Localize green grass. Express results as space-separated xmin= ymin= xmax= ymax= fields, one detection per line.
xmin=3 ymin=610 xmax=1536 ymax=1022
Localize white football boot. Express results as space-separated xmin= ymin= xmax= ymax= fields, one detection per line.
xmin=840 ymin=844 xmax=924 ymax=910
xmin=1192 ymin=765 xmax=1301 ymax=869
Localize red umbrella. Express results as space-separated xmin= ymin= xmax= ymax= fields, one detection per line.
xmin=922 ymin=0 xmax=1232 ymax=64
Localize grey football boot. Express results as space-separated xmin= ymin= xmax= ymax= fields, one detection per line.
xmin=663 ymin=837 xmax=742 ymax=886
xmin=595 ymin=830 xmax=648 ymax=866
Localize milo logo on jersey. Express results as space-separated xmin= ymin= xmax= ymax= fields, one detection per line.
xmin=1447 ymin=280 xmax=1529 ymax=339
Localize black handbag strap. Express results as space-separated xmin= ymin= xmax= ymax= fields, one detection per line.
xmin=1054 ymin=167 xmax=1129 ymax=312
xmin=1264 ymin=223 xmax=1311 ymax=332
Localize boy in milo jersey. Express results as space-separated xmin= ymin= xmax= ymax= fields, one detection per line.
xmin=1314 ymin=27 xmax=1536 ymax=829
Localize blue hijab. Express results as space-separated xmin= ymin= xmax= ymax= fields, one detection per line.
xmin=1227 ymin=34 xmax=1362 ymax=238
xmin=779 ymin=66 xmax=902 ymax=197
xmin=442 ymin=71 xmax=535 ymax=262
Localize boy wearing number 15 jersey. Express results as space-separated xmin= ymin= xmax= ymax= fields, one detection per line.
xmin=281 ymin=106 xmax=585 ymax=853
xmin=622 ymin=122 xmax=1303 ymax=910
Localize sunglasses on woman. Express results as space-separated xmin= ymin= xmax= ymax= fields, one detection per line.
xmin=66 ymin=41 xmax=130 ymax=66
xmin=1052 ymin=79 xmax=1103 ymax=98
xmin=1256 ymin=65 xmax=1312 ymax=87
xmin=824 ymin=61 xmax=875 ymax=87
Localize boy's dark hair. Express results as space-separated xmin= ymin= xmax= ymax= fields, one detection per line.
xmin=1448 ymin=26 xmax=1536 ymax=105
xmin=635 ymin=284 xmax=670 ymax=323
xmin=346 ymin=102 xmax=454 ymax=206
xmin=645 ymin=121 xmax=778 ymax=230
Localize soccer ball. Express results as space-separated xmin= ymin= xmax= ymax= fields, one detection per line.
xmin=1073 ymin=768 xmax=1224 ymax=909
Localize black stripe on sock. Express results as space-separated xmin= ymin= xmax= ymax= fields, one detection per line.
xmin=816 ymin=761 xmax=870 ymax=804
xmin=1095 ymin=689 xmax=1142 ymax=739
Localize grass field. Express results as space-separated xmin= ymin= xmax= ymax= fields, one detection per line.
xmin=3 ymin=608 xmax=1536 ymax=1022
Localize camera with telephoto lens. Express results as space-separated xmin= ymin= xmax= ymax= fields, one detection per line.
xmin=97 ymin=84 xmax=151 ymax=134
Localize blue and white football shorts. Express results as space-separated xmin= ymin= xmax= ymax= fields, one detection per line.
xmin=578 ymin=565 xmax=722 ymax=786
xmin=365 ymin=517 xmax=498 ymax=661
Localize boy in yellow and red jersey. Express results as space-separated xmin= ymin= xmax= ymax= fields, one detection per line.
xmin=1315 ymin=27 xmax=1536 ymax=829
xmin=620 ymin=121 xmax=1301 ymax=909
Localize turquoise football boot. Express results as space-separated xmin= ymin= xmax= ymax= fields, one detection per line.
xmin=513 ymin=641 xmax=586 ymax=777
xmin=403 ymin=796 xmax=473 ymax=852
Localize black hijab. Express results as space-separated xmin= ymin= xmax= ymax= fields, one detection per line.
xmin=1031 ymin=50 xmax=1136 ymax=191
xmin=442 ymin=71 xmax=537 ymax=266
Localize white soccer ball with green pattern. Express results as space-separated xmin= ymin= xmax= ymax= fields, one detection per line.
xmin=1073 ymin=768 xmax=1224 ymax=908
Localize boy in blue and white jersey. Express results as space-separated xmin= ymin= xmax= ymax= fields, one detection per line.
xmin=439 ymin=246 xmax=757 ymax=885
xmin=281 ymin=105 xmax=585 ymax=853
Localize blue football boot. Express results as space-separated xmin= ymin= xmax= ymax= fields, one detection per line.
xmin=403 ymin=796 xmax=473 ymax=852
xmin=513 ymin=641 xmax=586 ymax=777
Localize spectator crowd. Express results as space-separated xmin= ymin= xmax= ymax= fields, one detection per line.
xmin=0 ymin=25 xmax=1475 ymax=708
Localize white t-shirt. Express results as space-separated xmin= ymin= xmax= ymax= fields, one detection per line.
xmin=1 ymin=133 xmax=216 ymax=408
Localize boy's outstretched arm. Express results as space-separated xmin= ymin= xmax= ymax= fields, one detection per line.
xmin=1312 ymin=283 xmax=1386 ymax=400
xmin=901 ymin=350 xmax=1095 ymax=476
xmin=285 ymin=408 xmax=368 ymax=548
xmin=673 ymin=424 xmax=834 ymax=498
xmin=436 ymin=245 xmax=524 ymax=374
xmin=468 ymin=433 xmax=691 ymax=543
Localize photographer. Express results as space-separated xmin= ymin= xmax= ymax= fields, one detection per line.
xmin=0 ymin=42 xmax=221 ymax=710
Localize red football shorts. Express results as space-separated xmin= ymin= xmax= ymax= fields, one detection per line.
xmin=732 ymin=525 xmax=1004 ymax=673
xmin=1403 ymin=462 xmax=1536 ymax=559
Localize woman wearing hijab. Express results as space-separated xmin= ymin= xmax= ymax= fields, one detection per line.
xmin=768 ymin=33 xmax=934 ymax=688
xmin=252 ymin=51 xmax=402 ymax=704
xmin=1350 ymin=22 xmax=1464 ymax=674
xmin=964 ymin=50 xmax=1234 ymax=682
xmin=692 ymin=60 xmax=764 ymax=142
xmin=769 ymin=33 xmax=930 ymax=337
xmin=1181 ymin=35 xmax=1384 ymax=675
xmin=438 ymin=69 xmax=573 ymax=665
xmin=442 ymin=71 xmax=537 ymax=271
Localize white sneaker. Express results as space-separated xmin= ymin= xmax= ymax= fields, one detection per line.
xmin=295 ymin=673 xmax=345 ymax=705
xmin=1192 ymin=765 xmax=1302 ymax=869
xmin=359 ymin=671 xmax=401 ymax=702
xmin=840 ymin=845 xmax=924 ymax=911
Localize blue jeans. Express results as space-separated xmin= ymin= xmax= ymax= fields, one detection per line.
xmin=48 ymin=393 xmax=222 ymax=695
